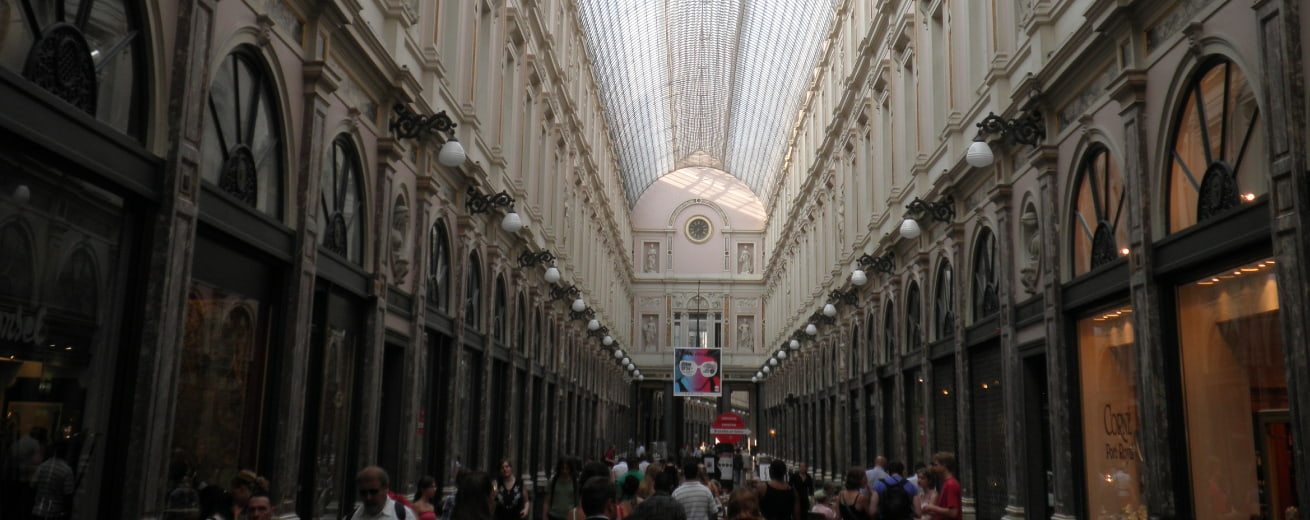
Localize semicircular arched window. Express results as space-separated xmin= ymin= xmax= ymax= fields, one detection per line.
xmin=200 ymin=50 xmax=284 ymax=218
xmin=972 ymin=228 xmax=999 ymax=321
xmin=1168 ymin=58 xmax=1264 ymax=233
xmin=427 ymin=222 xmax=450 ymax=311
xmin=1073 ymin=146 xmax=1128 ymax=275
xmin=493 ymin=277 xmax=507 ymax=342
xmin=0 ymin=222 xmax=36 ymax=300
xmin=906 ymin=282 xmax=922 ymax=352
xmin=883 ymin=303 xmax=896 ymax=361
xmin=319 ymin=135 xmax=364 ymax=264
xmin=934 ymin=260 xmax=955 ymax=340
xmin=464 ymin=253 xmax=483 ymax=330
xmin=0 ymin=0 xmax=145 ymax=136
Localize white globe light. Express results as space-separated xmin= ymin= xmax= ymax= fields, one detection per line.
xmin=777 ymin=350 xmax=788 ymax=359
xmin=501 ymin=212 xmax=523 ymax=233
xmin=544 ymin=266 xmax=561 ymax=283
xmin=587 ymin=319 xmax=600 ymax=330
xmin=805 ymin=323 xmax=818 ymax=336
xmin=636 ymin=374 xmax=644 ymax=381
xmin=626 ymin=363 xmax=635 ymax=371
xmin=966 ymin=138 xmax=994 ymax=168
xmin=12 ymin=185 xmax=31 ymax=205
xmin=603 ymin=335 xmax=614 ymax=346
xmin=572 ymin=298 xmax=586 ymax=312
xmin=751 ymin=376 xmax=758 ymax=383
xmin=900 ymin=217 xmax=922 ymax=239
xmin=768 ymin=358 xmax=778 ymax=366
xmin=755 ymin=371 xmax=763 ymax=379
xmin=762 ymin=366 xmax=771 ymax=374
xmin=438 ymin=138 xmax=466 ymax=167
xmin=621 ymin=357 xmax=630 ymax=365
xmin=789 ymin=339 xmax=800 ymax=350
xmin=614 ymin=349 xmax=624 ymax=359
xmin=851 ymin=269 xmax=867 ymax=286
xmin=823 ymin=303 xmax=837 ymax=317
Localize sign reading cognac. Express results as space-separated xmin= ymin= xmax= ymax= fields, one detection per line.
xmin=0 ymin=305 xmax=47 ymax=347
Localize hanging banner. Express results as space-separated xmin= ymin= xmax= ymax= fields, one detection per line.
xmin=674 ymin=347 xmax=721 ymax=397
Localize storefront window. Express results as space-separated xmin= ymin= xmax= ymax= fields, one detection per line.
xmin=0 ymin=0 xmax=143 ymax=136
xmin=173 ymin=281 xmax=271 ymax=495
xmin=1168 ymin=59 xmax=1264 ymax=233
xmin=0 ymin=168 xmax=128 ymax=518
xmin=1177 ymin=259 xmax=1289 ymax=520
xmin=1072 ymin=147 xmax=1128 ymax=275
xmin=1077 ymin=304 xmax=1144 ymax=519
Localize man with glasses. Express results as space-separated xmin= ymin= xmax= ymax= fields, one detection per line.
xmin=351 ymin=466 xmax=416 ymax=519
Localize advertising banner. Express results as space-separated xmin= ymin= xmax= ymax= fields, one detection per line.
xmin=674 ymin=347 xmax=721 ymax=397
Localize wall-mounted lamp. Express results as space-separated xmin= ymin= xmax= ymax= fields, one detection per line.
xmin=829 ymin=287 xmax=860 ymax=307
xmin=603 ymin=335 xmax=614 ymax=346
xmin=777 ymin=350 xmax=788 ymax=360
xmin=519 ymin=250 xmax=555 ymax=269
xmin=587 ymin=325 xmax=609 ymax=339
xmin=822 ymin=303 xmax=837 ymax=317
xmin=804 ymin=323 xmax=818 ymax=336
xmin=549 ymin=283 xmax=580 ymax=303
xmin=613 ymin=349 xmax=624 ymax=359
xmin=967 ymin=110 xmax=1046 ymax=168
xmin=466 ymin=186 xmax=522 ymax=233
xmin=850 ymin=269 xmax=868 ymax=286
xmin=768 ymin=358 xmax=778 ymax=366
xmin=809 ymin=310 xmax=836 ymax=327
xmin=789 ymin=339 xmax=800 ymax=350
xmin=857 ymin=251 xmax=896 ymax=275
xmin=569 ymin=306 xmax=595 ymax=322
xmin=900 ymin=197 xmax=955 ymax=239
xmin=390 ymin=103 xmax=465 ymax=167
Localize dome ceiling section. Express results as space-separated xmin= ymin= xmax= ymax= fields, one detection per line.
xmin=577 ymin=0 xmax=838 ymax=207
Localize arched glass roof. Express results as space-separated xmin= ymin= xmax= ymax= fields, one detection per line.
xmin=577 ymin=0 xmax=839 ymax=206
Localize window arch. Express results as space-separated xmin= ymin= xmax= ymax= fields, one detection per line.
xmin=56 ymin=246 xmax=99 ymax=317
xmin=906 ymin=281 xmax=922 ymax=352
xmin=427 ymin=222 xmax=451 ymax=312
xmin=1072 ymin=146 xmax=1128 ymax=275
xmin=0 ymin=0 xmax=146 ymax=136
xmin=866 ymin=312 xmax=877 ymax=368
xmin=882 ymin=302 xmax=896 ymax=361
xmin=934 ymin=260 xmax=955 ymax=340
xmin=972 ymin=228 xmax=999 ymax=321
xmin=320 ymin=135 xmax=365 ymax=264
xmin=1168 ymin=57 xmax=1264 ymax=233
xmin=465 ymin=253 xmax=483 ymax=330
xmin=493 ymin=277 xmax=508 ymax=343
xmin=0 ymin=222 xmax=36 ymax=301
xmin=200 ymin=49 xmax=285 ymax=218
xmin=516 ymin=293 xmax=527 ymax=350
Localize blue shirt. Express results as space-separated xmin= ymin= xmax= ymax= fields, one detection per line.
xmin=872 ymin=475 xmax=919 ymax=497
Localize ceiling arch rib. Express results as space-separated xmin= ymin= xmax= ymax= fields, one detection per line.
xmin=577 ymin=0 xmax=838 ymax=207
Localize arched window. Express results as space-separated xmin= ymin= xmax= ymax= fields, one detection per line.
xmin=320 ymin=135 xmax=364 ymax=264
xmin=1072 ymin=146 xmax=1127 ymax=275
xmin=866 ymin=312 xmax=877 ymax=368
xmin=850 ymin=326 xmax=860 ymax=372
xmin=906 ymin=282 xmax=922 ymax=352
xmin=0 ymin=222 xmax=36 ymax=300
xmin=516 ymin=293 xmax=527 ymax=350
xmin=427 ymin=222 xmax=451 ymax=311
xmin=533 ymin=310 xmax=543 ymax=360
xmin=493 ymin=277 xmax=508 ymax=343
xmin=972 ymin=228 xmax=999 ymax=321
xmin=465 ymin=253 xmax=483 ymax=330
xmin=56 ymin=246 xmax=99 ymax=317
xmin=1168 ymin=58 xmax=1264 ymax=233
xmin=0 ymin=0 xmax=145 ymax=136
xmin=883 ymin=303 xmax=896 ymax=362
xmin=200 ymin=49 xmax=284 ymax=218
xmin=934 ymin=260 xmax=955 ymax=340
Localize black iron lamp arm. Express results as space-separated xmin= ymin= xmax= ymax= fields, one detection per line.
xmin=857 ymin=251 xmax=896 ymax=275
xmin=467 ymin=187 xmax=516 ymax=215
xmin=905 ymin=196 xmax=956 ymax=224
xmin=519 ymin=250 xmax=556 ymax=269
xmin=390 ymin=103 xmax=458 ymax=140
xmin=976 ymin=111 xmax=1045 ymax=146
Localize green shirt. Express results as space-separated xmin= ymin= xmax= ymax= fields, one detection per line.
xmin=548 ymin=478 xmax=576 ymax=519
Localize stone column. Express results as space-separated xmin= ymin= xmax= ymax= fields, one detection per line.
xmin=1253 ymin=0 xmax=1310 ymax=506
xmin=124 ymin=1 xmax=214 ymax=516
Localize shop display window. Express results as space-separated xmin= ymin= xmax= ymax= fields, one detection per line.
xmin=1176 ymin=259 xmax=1290 ymax=520
xmin=1077 ymin=304 xmax=1145 ymax=520
xmin=171 ymin=281 xmax=271 ymax=503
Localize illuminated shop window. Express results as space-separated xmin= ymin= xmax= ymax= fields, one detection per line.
xmin=1077 ymin=304 xmax=1144 ymax=519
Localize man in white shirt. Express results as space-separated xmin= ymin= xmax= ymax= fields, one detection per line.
xmin=611 ymin=458 xmax=630 ymax=482
xmin=864 ymin=456 xmax=888 ymax=495
xmin=672 ymin=463 xmax=720 ymax=520
xmin=351 ymin=466 xmax=416 ymax=519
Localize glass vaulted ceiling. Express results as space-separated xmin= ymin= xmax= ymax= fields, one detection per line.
xmin=577 ymin=0 xmax=839 ymax=206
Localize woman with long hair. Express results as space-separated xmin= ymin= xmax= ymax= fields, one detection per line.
xmin=412 ymin=475 xmax=439 ymax=520
xmin=835 ymin=467 xmax=869 ymax=520
xmin=617 ymin=474 xmax=641 ymax=519
xmin=451 ymin=471 xmax=495 ymax=520
xmin=496 ymin=460 xmax=531 ymax=520
xmin=727 ymin=487 xmax=765 ymax=520
xmin=757 ymin=460 xmax=799 ymax=520
xmin=542 ymin=458 xmax=578 ymax=520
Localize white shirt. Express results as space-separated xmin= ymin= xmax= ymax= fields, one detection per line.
xmin=612 ymin=461 xmax=629 ymax=481
xmin=672 ymin=481 xmax=719 ymax=520
xmin=639 ymin=461 xmax=651 ymax=473
xmin=865 ymin=466 xmax=889 ymax=489
xmin=350 ymin=496 xmax=416 ymax=520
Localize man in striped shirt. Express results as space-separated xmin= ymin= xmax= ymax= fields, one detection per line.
xmin=672 ymin=462 xmax=720 ymax=520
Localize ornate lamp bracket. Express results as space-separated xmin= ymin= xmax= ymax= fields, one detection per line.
xmin=390 ymin=103 xmax=457 ymax=140
xmin=467 ymin=186 xmax=516 ymax=215
xmin=905 ymin=196 xmax=956 ymax=224
xmin=519 ymin=250 xmax=556 ymax=269
xmin=975 ymin=110 xmax=1046 ymax=147
xmin=857 ymin=251 xmax=897 ymax=275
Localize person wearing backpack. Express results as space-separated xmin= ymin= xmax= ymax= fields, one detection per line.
xmin=869 ymin=461 xmax=918 ymax=520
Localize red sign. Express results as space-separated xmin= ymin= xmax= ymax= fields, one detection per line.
xmin=711 ymin=412 xmax=750 ymax=445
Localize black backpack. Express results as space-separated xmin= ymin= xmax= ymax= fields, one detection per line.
xmin=876 ymin=478 xmax=914 ymax=520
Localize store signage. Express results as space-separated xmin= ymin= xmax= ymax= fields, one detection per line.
xmin=0 ymin=304 xmax=47 ymax=347
xmin=1103 ymin=404 xmax=1139 ymax=460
